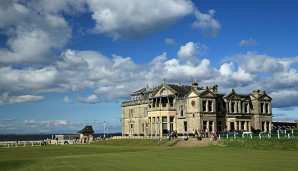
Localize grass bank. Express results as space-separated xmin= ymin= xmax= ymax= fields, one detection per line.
xmin=219 ymin=138 xmax=298 ymax=150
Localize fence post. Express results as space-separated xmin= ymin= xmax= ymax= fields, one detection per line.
xmin=259 ymin=134 xmax=261 ymax=139
xmin=250 ymin=134 xmax=252 ymax=139
xmin=234 ymin=133 xmax=236 ymax=139
xmin=226 ymin=134 xmax=228 ymax=139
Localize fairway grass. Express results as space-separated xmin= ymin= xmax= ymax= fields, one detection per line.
xmin=0 ymin=139 xmax=297 ymax=171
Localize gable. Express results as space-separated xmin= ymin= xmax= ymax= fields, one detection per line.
xmin=258 ymin=94 xmax=272 ymax=101
xmin=199 ymin=89 xmax=216 ymax=98
xmin=153 ymin=85 xmax=175 ymax=97
xmin=228 ymin=94 xmax=241 ymax=100
xmin=223 ymin=89 xmax=241 ymax=100
xmin=188 ymin=91 xmax=198 ymax=98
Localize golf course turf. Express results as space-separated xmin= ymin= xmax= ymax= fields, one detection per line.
xmin=0 ymin=139 xmax=297 ymax=171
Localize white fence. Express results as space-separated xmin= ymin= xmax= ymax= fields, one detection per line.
xmin=0 ymin=139 xmax=88 ymax=148
xmin=0 ymin=140 xmax=45 ymax=148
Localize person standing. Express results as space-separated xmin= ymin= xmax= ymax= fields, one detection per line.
xmin=205 ymin=128 xmax=208 ymax=138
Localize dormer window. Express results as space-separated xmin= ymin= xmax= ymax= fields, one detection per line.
xmin=203 ymin=100 xmax=207 ymax=112
xmin=231 ymin=102 xmax=235 ymax=113
xmin=260 ymin=102 xmax=264 ymax=113
xmin=208 ymin=100 xmax=213 ymax=112
xmin=244 ymin=103 xmax=249 ymax=113
xmin=179 ymin=105 xmax=185 ymax=117
xmin=260 ymin=102 xmax=270 ymax=114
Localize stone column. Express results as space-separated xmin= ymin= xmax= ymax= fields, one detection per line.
xmin=207 ymin=121 xmax=210 ymax=131
xmin=248 ymin=122 xmax=251 ymax=132
xmin=235 ymin=121 xmax=238 ymax=130
xmin=212 ymin=121 xmax=215 ymax=133
xmin=153 ymin=117 xmax=156 ymax=136
xmin=227 ymin=121 xmax=230 ymax=130
xmin=264 ymin=121 xmax=267 ymax=132
xmin=174 ymin=116 xmax=176 ymax=132
xmin=167 ymin=98 xmax=170 ymax=108
xmin=159 ymin=98 xmax=162 ymax=108
xmin=239 ymin=121 xmax=242 ymax=130
xmin=160 ymin=118 xmax=163 ymax=137
xmin=244 ymin=121 xmax=247 ymax=131
xmin=167 ymin=115 xmax=170 ymax=131
xmin=150 ymin=117 xmax=152 ymax=136
xmin=229 ymin=100 xmax=232 ymax=113
xmin=206 ymin=100 xmax=209 ymax=112
xmin=268 ymin=122 xmax=271 ymax=133
xmin=269 ymin=103 xmax=271 ymax=113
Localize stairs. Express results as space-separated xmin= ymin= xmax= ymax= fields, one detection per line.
xmin=175 ymin=138 xmax=217 ymax=147
xmin=163 ymin=138 xmax=181 ymax=146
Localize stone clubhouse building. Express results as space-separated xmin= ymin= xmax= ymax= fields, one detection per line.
xmin=122 ymin=80 xmax=273 ymax=137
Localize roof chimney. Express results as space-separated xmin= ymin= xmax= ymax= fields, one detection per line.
xmin=192 ymin=78 xmax=198 ymax=90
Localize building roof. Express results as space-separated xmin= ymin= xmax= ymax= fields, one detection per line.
xmin=77 ymin=126 xmax=94 ymax=134
xmin=167 ymin=84 xmax=191 ymax=95
xmin=131 ymin=87 xmax=147 ymax=95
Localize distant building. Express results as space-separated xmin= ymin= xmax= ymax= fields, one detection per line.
xmin=78 ymin=125 xmax=94 ymax=139
xmin=272 ymin=121 xmax=298 ymax=129
xmin=122 ymin=81 xmax=273 ymax=137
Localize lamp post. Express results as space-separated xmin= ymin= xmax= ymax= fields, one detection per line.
xmin=200 ymin=113 xmax=203 ymax=132
xmin=104 ymin=121 xmax=106 ymax=139
xmin=160 ymin=107 xmax=162 ymax=138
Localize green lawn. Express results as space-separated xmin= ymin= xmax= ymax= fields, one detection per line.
xmin=0 ymin=139 xmax=297 ymax=171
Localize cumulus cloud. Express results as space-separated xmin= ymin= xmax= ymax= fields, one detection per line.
xmin=192 ymin=9 xmax=221 ymax=37
xmin=165 ymin=38 xmax=177 ymax=45
xmin=270 ymin=90 xmax=298 ymax=108
xmin=225 ymin=52 xmax=296 ymax=74
xmin=0 ymin=66 xmax=59 ymax=93
xmin=0 ymin=0 xmax=73 ymax=65
xmin=63 ymin=96 xmax=72 ymax=104
xmin=239 ymin=38 xmax=257 ymax=46
xmin=2 ymin=39 xmax=298 ymax=109
xmin=0 ymin=92 xmax=44 ymax=105
xmin=0 ymin=1 xmax=297 ymax=111
xmin=177 ymin=42 xmax=207 ymax=60
xmin=78 ymin=94 xmax=100 ymax=104
xmin=87 ymin=0 xmax=194 ymax=39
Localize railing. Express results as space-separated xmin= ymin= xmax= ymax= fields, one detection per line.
xmin=122 ymin=99 xmax=148 ymax=106
xmin=218 ymin=131 xmax=298 ymax=140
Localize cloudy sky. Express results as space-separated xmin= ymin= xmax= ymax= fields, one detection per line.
xmin=1 ymin=0 xmax=298 ymax=134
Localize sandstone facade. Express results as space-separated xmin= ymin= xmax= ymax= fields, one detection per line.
xmin=122 ymin=81 xmax=272 ymax=137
